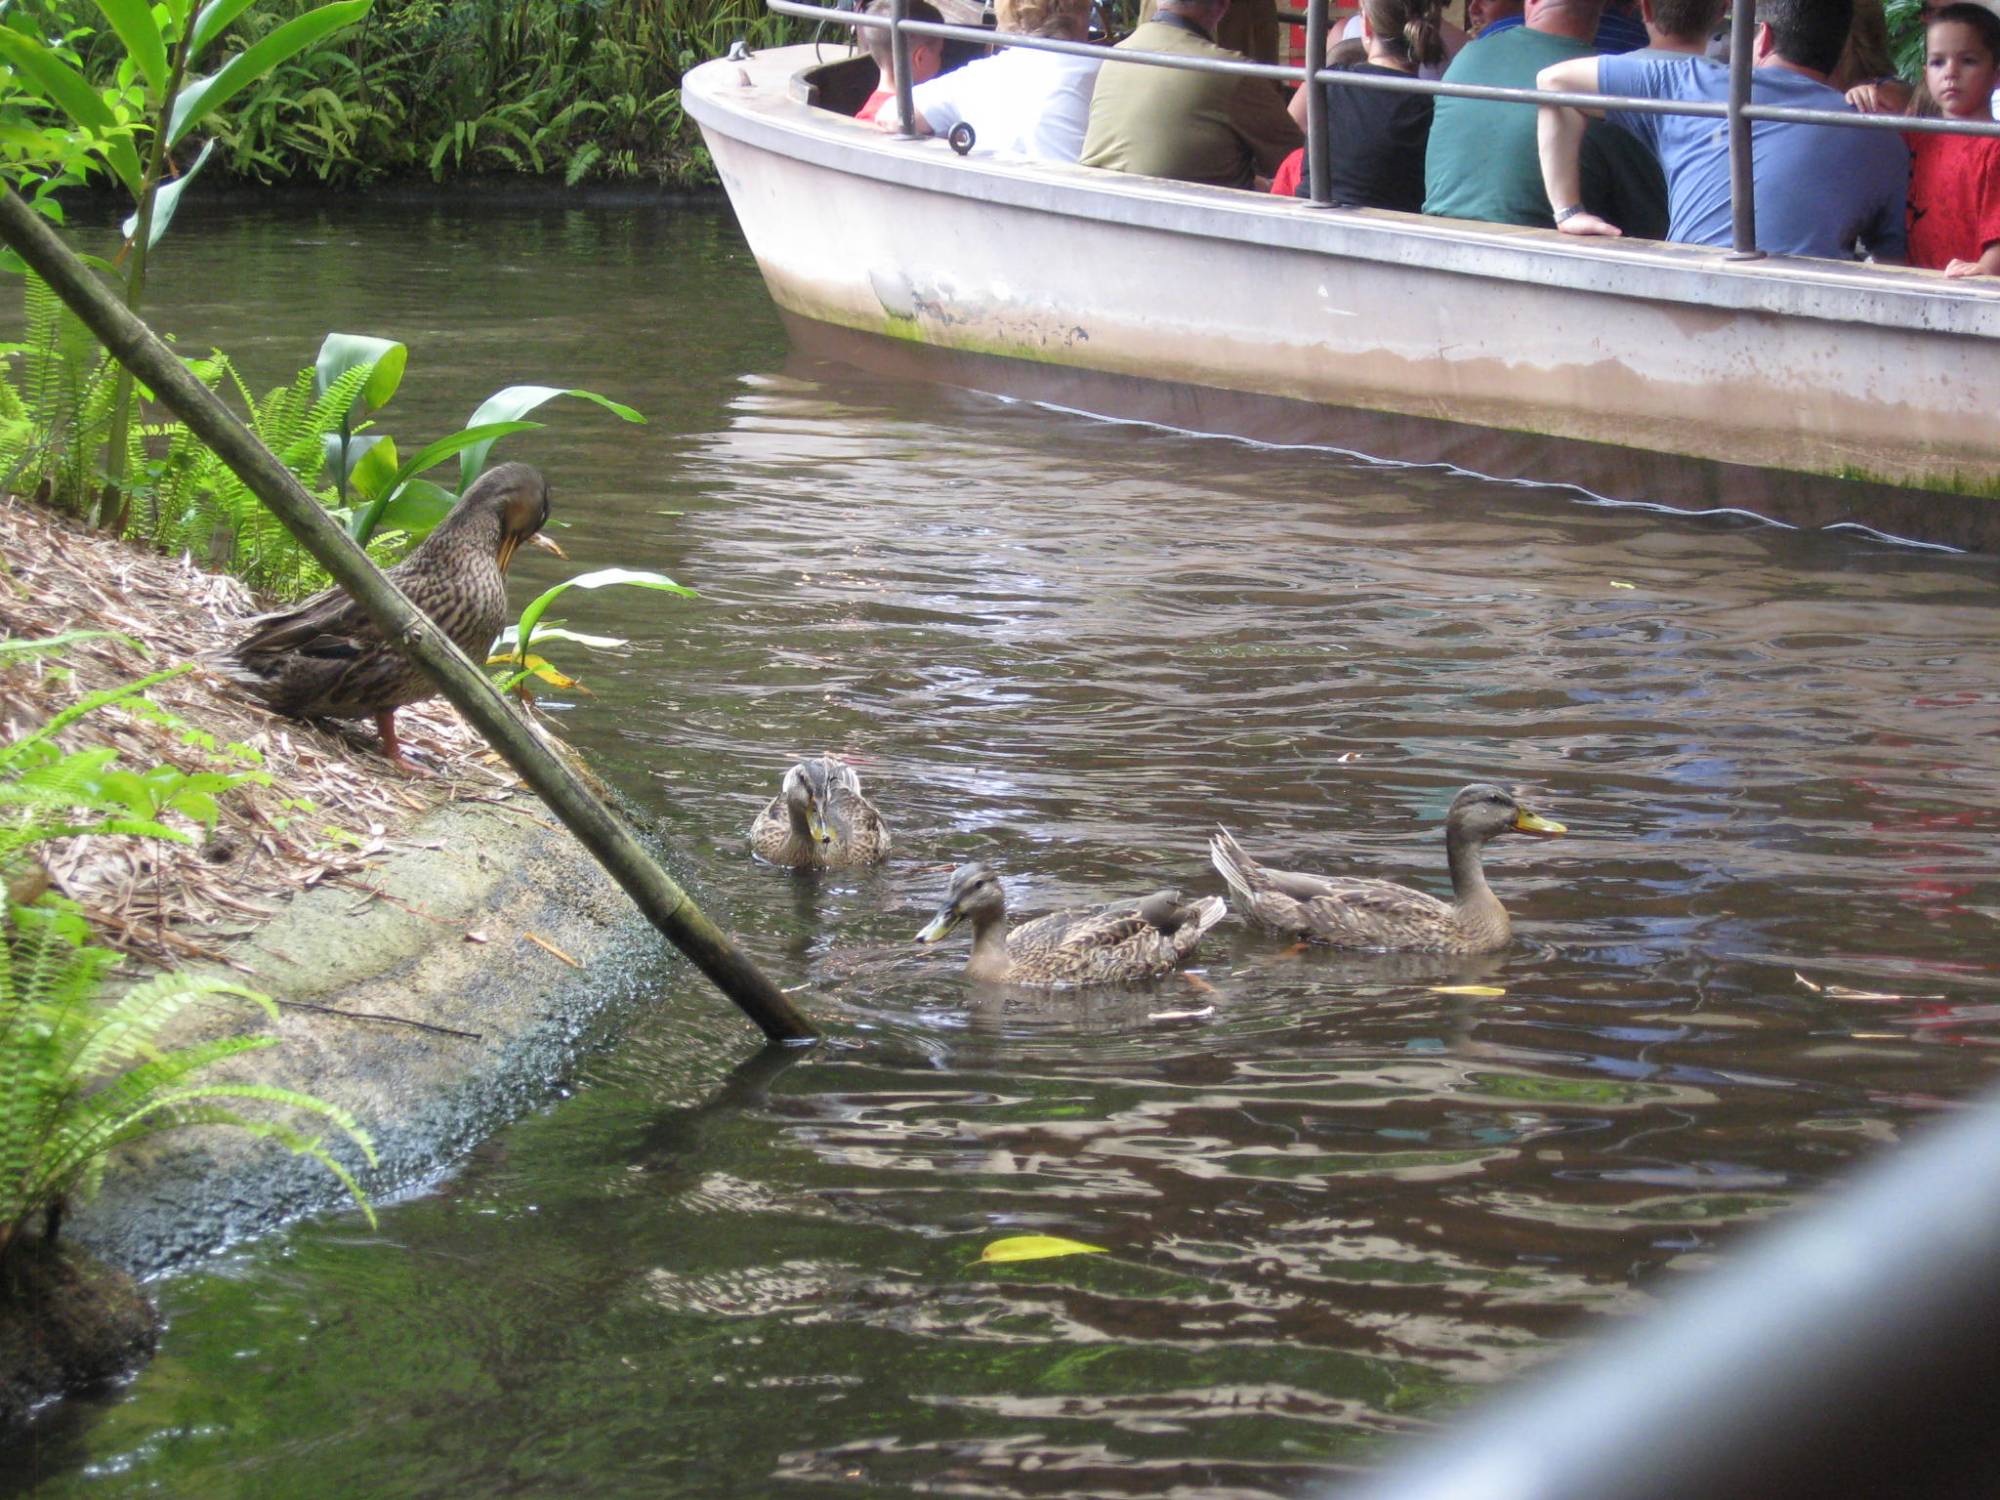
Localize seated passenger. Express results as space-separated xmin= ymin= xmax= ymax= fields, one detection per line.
xmin=1270 ymin=0 xmax=1443 ymax=210
xmin=1080 ymin=0 xmax=1303 ymax=188
xmin=1465 ymin=0 xmax=1650 ymax=52
xmin=1335 ymin=0 xmax=1465 ymax=79
xmin=1535 ymin=0 xmax=1908 ymax=261
xmin=1631 ymin=0 xmax=1725 ymax=58
xmin=1135 ymin=0 xmax=1283 ymax=63
xmin=874 ymin=0 xmax=1100 ymax=161
xmin=854 ymin=0 xmax=945 ymax=123
xmin=1904 ymin=3 xmax=2000 ymax=276
xmin=1423 ymin=0 xmax=1667 ymax=235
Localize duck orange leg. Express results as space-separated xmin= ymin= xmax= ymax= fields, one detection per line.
xmin=374 ymin=709 xmax=417 ymax=773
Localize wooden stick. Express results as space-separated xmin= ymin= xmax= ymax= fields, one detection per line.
xmin=0 ymin=188 xmax=814 ymax=1044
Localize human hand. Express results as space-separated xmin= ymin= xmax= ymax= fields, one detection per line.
xmin=1846 ymin=80 xmax=1912 ymax=114
xmin=1556 ymin=210 xmax=1622 ymax=238
xmin=1944 ymin=257 xmax=1994 ymax=278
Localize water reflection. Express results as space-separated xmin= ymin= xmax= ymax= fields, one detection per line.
xmin=5 ymin=201 xmax=1999 ymax=1499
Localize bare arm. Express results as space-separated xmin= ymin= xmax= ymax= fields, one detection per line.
xmin=1536 ymin=57 xmax=1617 ymax=237
xmin=1945 ymin=241 xmax=2000 ymax=278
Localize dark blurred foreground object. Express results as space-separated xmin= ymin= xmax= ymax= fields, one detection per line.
xmin=1327 ymin=1077 xmax=2000 ymax=1500
xmin=219 ymin=462 xmax=563 ymax=771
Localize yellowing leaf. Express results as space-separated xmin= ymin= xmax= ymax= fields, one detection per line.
xmin=1430 ymin=985 xmax=1507 ymax=997
xmin=1609 ymin=580 xmax=1636 ymax=589
xmin=979 ymin=1235 xmax=1107 ymax=1264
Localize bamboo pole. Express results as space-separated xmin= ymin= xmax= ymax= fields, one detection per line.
xmin=0 ymin=187 xmax=816 ymax=1045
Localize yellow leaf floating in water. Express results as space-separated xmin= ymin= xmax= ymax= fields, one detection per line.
xmin=1610 ymin=580 xmax=1637 ymax=589
xmin=1430 ymin=985 xmax=1507 ymax=997
xmin=980 ymin=1235 xmax=1108 ymax=1264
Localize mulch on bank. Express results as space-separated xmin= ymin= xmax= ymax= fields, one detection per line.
xmin=0 ymin=496 xmax=526 ymax=973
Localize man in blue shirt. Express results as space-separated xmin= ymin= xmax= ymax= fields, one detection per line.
xmin=1533 ymin=0 xmax=1907 ymax=260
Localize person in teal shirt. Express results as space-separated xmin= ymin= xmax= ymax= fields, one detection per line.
xmin=1423 ymin=0 xmax=1667 ymax=235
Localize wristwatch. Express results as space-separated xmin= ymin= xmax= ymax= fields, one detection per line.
xmin=1553 ymin=204 xmax=1586 ymax=225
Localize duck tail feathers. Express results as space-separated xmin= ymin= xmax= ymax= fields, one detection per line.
xmin=1209 ymin=826 xmax=1259 ymax=907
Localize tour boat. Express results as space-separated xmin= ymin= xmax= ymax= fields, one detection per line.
xmin=685 ymin=38 xmax=2000 ymax=551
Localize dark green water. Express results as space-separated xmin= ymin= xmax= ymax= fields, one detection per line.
xmin=5 ymin=199 xmax=2000 ymax=1498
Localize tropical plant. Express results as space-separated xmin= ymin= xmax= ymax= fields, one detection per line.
xmin=0 ymin=0 xmax=373 ymax=526
xmin=487 ymin=567 xmax=697 ymax=698
xmin=1885 ymin=0 xmax=1926 ymax=82
xmin=0 ymin=641 xmax=377 ymax=1260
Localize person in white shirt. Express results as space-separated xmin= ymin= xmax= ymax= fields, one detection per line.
xmin=874 ymin=0 xmax=1101 ymax=161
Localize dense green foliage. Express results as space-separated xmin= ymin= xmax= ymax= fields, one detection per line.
xmin=201 ymin=0 xmax=810 ymax=186
xmin=0 ymin=642 xmax=378 ymax=1260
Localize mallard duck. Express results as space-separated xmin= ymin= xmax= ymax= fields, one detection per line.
xmin=749 ymin=754 xmax=891 ymax=867
xmin=218 ymin=462 xmax=562 ymax=770
xmin=915 ymin=861 xmax=1225 ymax=986
xmin=1210 ymin=784 xmax=1565 ymax=954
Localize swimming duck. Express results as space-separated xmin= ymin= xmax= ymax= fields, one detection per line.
xmin=218 ymin=462 xmax=561 ymax=771
xmin=749 ymin=754 xmax=891 ymax=867
xmin=1210 ymin=784 xmax=1565 ymax=954
xmin=915 ymin=861 xmax=1225 ymax=986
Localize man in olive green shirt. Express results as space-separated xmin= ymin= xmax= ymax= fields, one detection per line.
xmin=1081 ymin=0 xmax=1301 ymax=190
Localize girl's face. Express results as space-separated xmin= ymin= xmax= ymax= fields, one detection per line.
xmin=1925 ymin=19 xmax=1998 ymax=120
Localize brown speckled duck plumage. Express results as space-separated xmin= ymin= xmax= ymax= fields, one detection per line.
xmin=1210 ymin=784 xmax=1565 ymax=955
xmin=915 ymin=861 xmax=1225 ymax=987
xmin=750 ymin=754 xmax=891 ymax=867
xmin=217 ymin=462 xmax=556 ymax=768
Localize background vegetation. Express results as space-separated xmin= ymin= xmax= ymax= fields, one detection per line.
xmin=182 ymin=0 xmax=812 ymax=187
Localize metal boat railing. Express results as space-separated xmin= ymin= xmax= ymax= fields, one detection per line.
xmin=767 ymin=0 xmax=2000 ymax=261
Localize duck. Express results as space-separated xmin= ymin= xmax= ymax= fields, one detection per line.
xmin=217 ymin=462 xmax=562 ymax=771
xmin=915 ymin=861 xmax=1225 ymax=986
xmin=749 ymin=754 xmax=891 ymax=867
xmin=1210 ymin=783 xmax=1565 ymax=955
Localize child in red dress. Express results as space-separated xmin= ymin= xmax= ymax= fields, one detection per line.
xmin=1907 ymin=4 xmax=2000 ymax=277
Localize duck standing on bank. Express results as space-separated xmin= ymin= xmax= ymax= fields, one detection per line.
xmin=916 ymin=861 xmax=1226 ymax=986
xmin=750 ymin=754 xmax=892 ymax=867
xmin=1211 ymin=783 xmax=1566 ymax=954
xmin=218 ymin=462 xmax=562 ymax=771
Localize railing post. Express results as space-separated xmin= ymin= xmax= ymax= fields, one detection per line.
xmin=891 ymin=0 xmax=917 ymax=137
xmin=1726 ymin=0 xmax=1763 ymax=260
xmin=1303 ymin=0 xmax=1332 ymax=206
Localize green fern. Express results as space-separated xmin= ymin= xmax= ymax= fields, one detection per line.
xmin=0 ymin=649 xmax=377 ymax=1260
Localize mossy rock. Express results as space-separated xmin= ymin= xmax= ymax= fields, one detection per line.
xmin=0 ymin=1239 xmax=159 ymax=1426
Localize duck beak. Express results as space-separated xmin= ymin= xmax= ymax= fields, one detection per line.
xmin=804 ymin=801 xmax=834 ymax=846
xmin=528 ymin=533 xmax=566 ymax=558
xmin=1514 ymin=810 xmax=1566 ymax=837
xmin=915 ymin=906 xmax=961 ymax=944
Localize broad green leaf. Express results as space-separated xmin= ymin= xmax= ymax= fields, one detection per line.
xmin=314 ymin=332 xmax=405 ymax=414
xmin=979 ymin=1235 xmax=1108 ymax=1264
xmin=514 ymin=568 xmax=694 ymax=658
xmin=493 ymin=624 xmax=627 ymax=651
xmin=0 ymin=31 xmax=144 ymax=194
xmin=121 ymin=138 xmax=214 ymax=250
xmin=93 ymin=0 xmax=170 ymax=94
xmin=459 ymin=385 xmax=645 ymax=488
xmin=168 ymin=0 xmax=372 ymax=147
xmin=345 ymin=433 xmax=399 ymax=501
xmin=190 ymin=0 xmax=262 ymax=58
xmin=391 ymin=420 xmax=541 ymax=485
xmin=362 ymin=479 xmax=455 ymax=541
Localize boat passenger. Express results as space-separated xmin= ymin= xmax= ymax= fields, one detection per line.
xmin=1535 ymin=0 xmax=1909 ymax=262
xmin=1627 ymin=0 xmax=1725 ymax=58
xmin=1333 ymin=0 xmax=1466 ymax=78
xmin=1847 ymin=0 xmax=2000 ymax=124
xmin=1079 ymin=0 xmax=1303 ymax=189
xmin=1902 ymin=2 xmax=2000 ymax=276
xmin=1464 ymin=0 xmax=1651 ymax=52
xmin=853 ymin=0 xmax=946 ymax=123
xmin=873 ymin=0 xmax=1101 ymax=161
xmin=1134 ymin=0 xmax=1283 ymax=63
xmin=1423 ymin=0 xmax=1668 ymax=235
xmin=1269 ymin=0 xmax=1443 ymax=209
